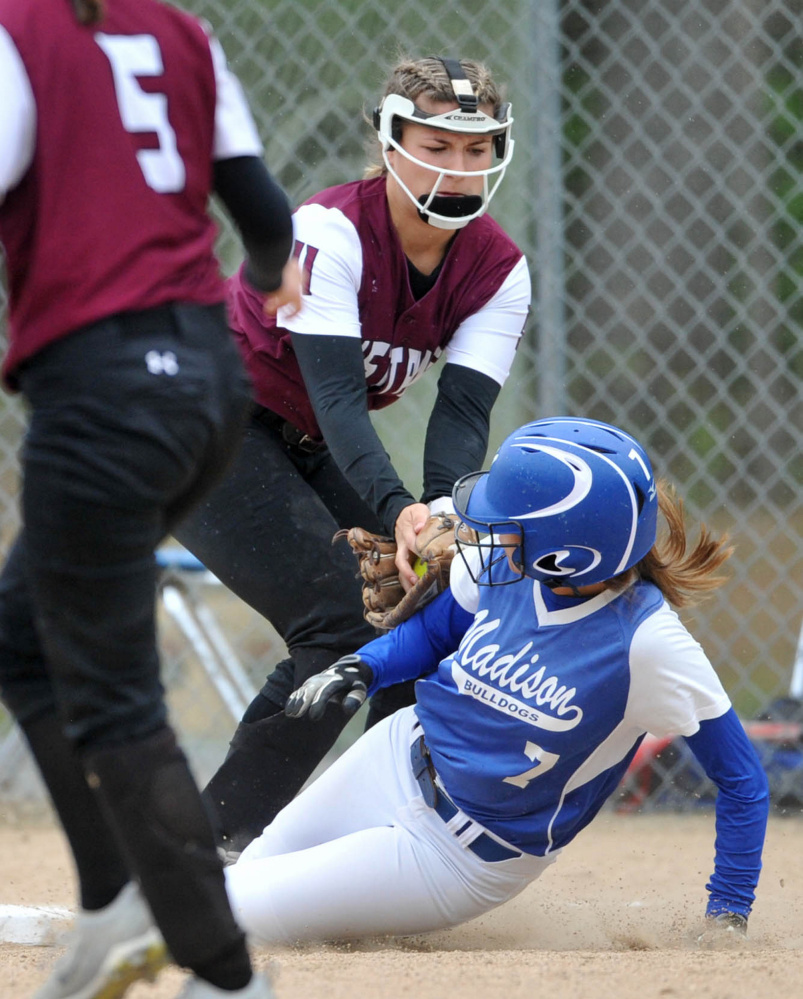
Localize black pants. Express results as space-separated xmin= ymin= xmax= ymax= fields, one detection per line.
xmin=0 ymin=305 xmax=255 ymax=983
xmin=173 ymin=406 xmax=417 ymax=849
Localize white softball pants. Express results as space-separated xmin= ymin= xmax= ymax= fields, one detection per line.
xmin=224 ymin=705 xmax=557 ymax=944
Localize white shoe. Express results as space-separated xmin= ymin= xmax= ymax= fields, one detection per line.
xmin=176 ymin=972 xmax=274 ymax=998
xmin=33 ymin=883 xmax=167 ymax=999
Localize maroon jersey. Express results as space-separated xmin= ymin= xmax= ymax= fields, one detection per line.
xmin=227 ymin=176 xmax=528 ymax=439
xmin=0 ymin=0 xmax=226 ymax=385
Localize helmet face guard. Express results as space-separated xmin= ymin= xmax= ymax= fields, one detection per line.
xmin=453 ymin=474 xmax=526 ymax=586
xmin=373 ymin=91 xmax=514 ymax=230
xmin=452 ymin=418 xmax=658 ymax=588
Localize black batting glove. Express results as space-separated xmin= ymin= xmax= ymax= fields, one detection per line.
xmin=284 ymin=655 xmax=374 ymax=721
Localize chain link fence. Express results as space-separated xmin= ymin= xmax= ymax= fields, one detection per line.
xmin=1 ymin=0 xmax=801 ymax=809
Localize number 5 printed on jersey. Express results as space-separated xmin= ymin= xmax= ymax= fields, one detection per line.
xmin=95 ymin=33 xmax=185 ymax=193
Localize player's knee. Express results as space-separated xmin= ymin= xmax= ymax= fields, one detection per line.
xmin=81 ymin=725 xmax=219 ymax=865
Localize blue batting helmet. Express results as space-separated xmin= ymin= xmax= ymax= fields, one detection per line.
xmin=452 ymin=417 xmax=658 ymax=587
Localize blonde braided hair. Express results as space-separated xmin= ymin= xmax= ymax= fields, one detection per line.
xmin=381 ymin=56 xmax=503 ymax=109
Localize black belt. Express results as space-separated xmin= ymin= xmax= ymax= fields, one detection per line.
xmin=410 ymin=735 xmax=521 ymax=863
xmin=251 ymin=404 xmax=324 ymax=453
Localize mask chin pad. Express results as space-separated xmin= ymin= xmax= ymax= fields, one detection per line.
xmin=417 ymin=193 xmax=483 ymax=220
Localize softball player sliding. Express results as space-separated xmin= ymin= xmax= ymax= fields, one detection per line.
xmin=225 ymin=418 xmax=769 ymax=944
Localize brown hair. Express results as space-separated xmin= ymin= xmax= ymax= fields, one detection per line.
xmin=607 ymin=479 xmax=733 ymax=608
xmin=364 ymin=55 xmax=505 ymax=178
xmin=70 ymin=0 xmax=106 ymax=25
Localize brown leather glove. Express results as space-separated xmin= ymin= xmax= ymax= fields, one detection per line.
xmin=335 ymin=512 xmax=461 ymax=630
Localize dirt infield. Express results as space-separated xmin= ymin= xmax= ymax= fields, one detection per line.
xmin=2 ymin=811 xmax=803 ymax=999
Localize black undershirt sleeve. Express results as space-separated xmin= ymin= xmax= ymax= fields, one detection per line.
xmin=422 ymin=363 xmax=501 ymax=504
xmin=291 ymin=332 xmax=416 ymax=535
xmin=213 ymin=156 xmax=294 ymax=293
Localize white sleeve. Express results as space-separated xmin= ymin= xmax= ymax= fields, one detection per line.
xmin=206 ymin=32 xmax=263 ymax=160
xmin=626 ymin=601 xmax=732 ymax=738
xmin=276 ymin=203 xmax=364 ymax=336
xmin=449 ymin=548 xmax=481 ymax=615
xmin=0 ymin=26 xmax=36 ymax=202
xmin=428 ymin=496 xmax=456 ymax=516
xmin=443 ymin=255 xmax=531 ymax=386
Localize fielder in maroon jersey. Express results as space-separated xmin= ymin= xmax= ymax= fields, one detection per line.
xmin=173 ymin=56 xmax=532 ymax=856
xmin=0 ymin=1 xmax=299 ymax=997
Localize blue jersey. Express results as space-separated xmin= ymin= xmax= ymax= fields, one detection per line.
xmin=364 ymin=549 xmax=732 ymax=857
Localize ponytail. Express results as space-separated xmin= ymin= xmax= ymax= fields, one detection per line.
xmin=609 ymin=479 xmax=733 ymax=607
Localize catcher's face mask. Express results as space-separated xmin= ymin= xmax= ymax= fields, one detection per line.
xmin=373 ymin=60 xmax=514 ymax=230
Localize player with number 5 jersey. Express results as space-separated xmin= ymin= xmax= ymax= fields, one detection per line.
xmin=224 ymin=418 xmax=769 ymax=945
xmin=0 ymin=1 xmax=298 ymax=997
